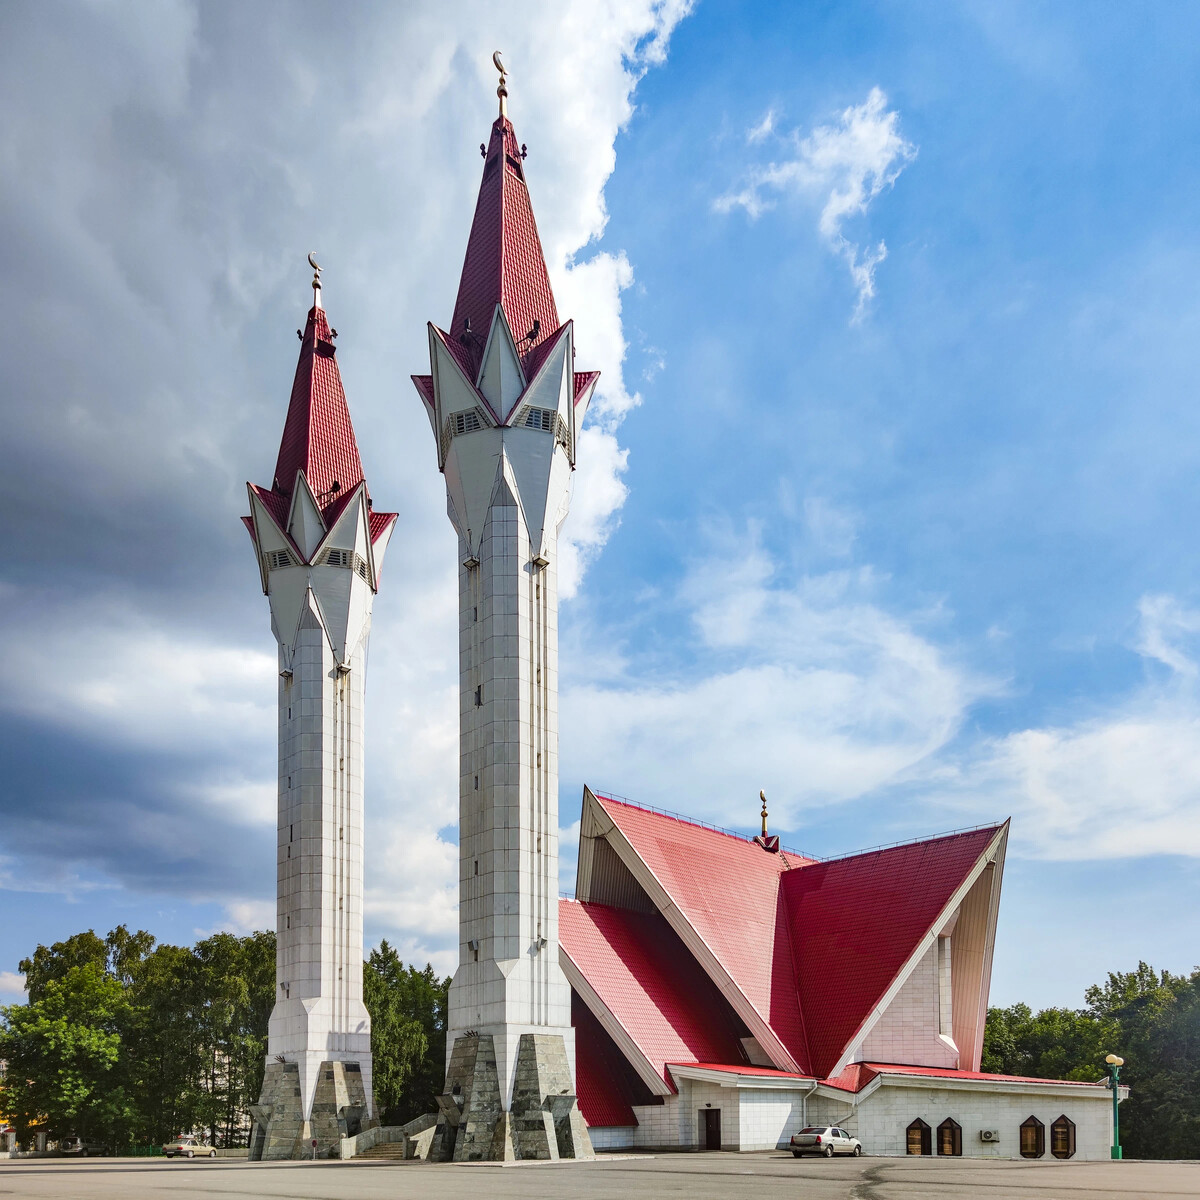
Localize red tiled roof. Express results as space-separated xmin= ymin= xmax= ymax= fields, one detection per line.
xmin=412 ymin=374 xmax=435 ymax=410
xmin=822 ymin=1062 xmax=1107 ymax=1093
xmin=368 ymin=509 xmax=397 ymax=546
xmin=561 ymin=899 xmax=748 ymax=1090
xmin=574 ymin=370 xmax=600 ymax=406
xmin=782 ymin=827 xmax=1001 ymax=1079
xmin=272 ymin=303 xmax=366 ymax=509
xmin=450 ymin=115 xmax=559 ymax=380
xmin=572 ymin=994 xmax=660 ymax=1128
xmin=594 ymin=795 xmax=815 ymax=1074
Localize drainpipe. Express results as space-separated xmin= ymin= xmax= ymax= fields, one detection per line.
xmin=800 ymin=1080 xmax=819 ymax=1127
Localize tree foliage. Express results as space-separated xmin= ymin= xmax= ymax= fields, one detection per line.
xmin=2 ymin=926 xmax=448 ymax=1148
xmin=2 ymin=926 xmax=275 ymax=1148
xmin=984 ymin=961 xmax=1200 ymax=1159
xmin=363 ymin=940 xmax=449 ymax=1124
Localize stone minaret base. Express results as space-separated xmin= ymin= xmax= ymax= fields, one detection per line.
xmin=430 ymin=1033 xmax=593 ymax=1162
xmin=249 ymin=1060 xmax=374 ymax=1160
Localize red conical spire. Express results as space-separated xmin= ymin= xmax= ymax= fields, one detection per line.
xmin=449 ymin=111 xmax=560 ymax=378
xmin=272 ymin=280 xmax=365 ymax=507
xmin=247 ymin=268 xmax=396 ymax=565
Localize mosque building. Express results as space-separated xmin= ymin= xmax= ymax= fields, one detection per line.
xmin=243 ymin=58 xmax=1124 ymax=1161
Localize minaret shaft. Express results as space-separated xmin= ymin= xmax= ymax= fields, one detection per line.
xmin=450 ymin=502 xmax=572 ymax=1082
xmin=270 ymin=624 xmax=370 ymax=1105
xmin=245 ymin=288 xmax=396 ymax=1161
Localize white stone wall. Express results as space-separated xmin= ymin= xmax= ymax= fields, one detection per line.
xmin=445 ymin=437 xmax=574 ymax=1103
xmin=267 ymin=595 xmax=372 ymax=1119
xmin=738 ymin=1088 xmax=812 ymax=1150
xmin=860 ymin=942 xmax=958 ymax=1068
xmin=854 ymin=1082 xmax=1114 ymax=1160
xmin=588 ymin=1125 xmax=636 ymax=1150
xmin=593 ymin=1079 xmax=1113 ymax=1159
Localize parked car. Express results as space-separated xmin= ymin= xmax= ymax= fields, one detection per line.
xmin=790 ymin=1126 xmax=862 ymax=1157
xmin=162 ymin=1135 xmax=217 ymax=1159
xmin=60 ymin=1136 xmax=108 ymax=1156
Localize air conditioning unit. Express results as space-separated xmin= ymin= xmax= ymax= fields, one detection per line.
xmin=979 ymin=1129 xmax=999 ymax=1143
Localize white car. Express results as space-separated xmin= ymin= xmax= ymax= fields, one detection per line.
xmin=162 ymin=1135 xmax=217 ymax=1159
xmin=790 ymin=1125 xmax=862 ymax=1157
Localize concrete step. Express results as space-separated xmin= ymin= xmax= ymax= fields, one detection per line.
xmin=356 ymin=1140 xmax=408 ymax=1160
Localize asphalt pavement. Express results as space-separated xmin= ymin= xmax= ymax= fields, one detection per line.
xmin=0 ymin=1152 xmax=1195 ymax=1200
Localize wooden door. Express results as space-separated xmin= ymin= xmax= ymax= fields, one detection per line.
xmin=701 ymin=1108 xmax=721 ymax=1150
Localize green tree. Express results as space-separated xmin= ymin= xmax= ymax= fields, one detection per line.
xmin=984 ymin=961 xmax=1200 ymax=1159
xmin=0 ymin=963 xmax=132 ymax=1145
xmin=1084 ymin=962 xmax=1198 ymax=1159
xmin=363 ymin=942 xmax=449 ymax=1123
xmin=982 ymin=1002 xmax=1110 ymax=1081
xmin=124 ymin=942 xmax=204 ymax=1145
xmin=19 ymin=925 xmax=156 ymax=1002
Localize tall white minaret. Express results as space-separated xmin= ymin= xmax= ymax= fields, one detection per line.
xmin=244 ymin=264 xmax=396 ymax=1160
xmin=413 ymin=59 xmax=597 ymax=1162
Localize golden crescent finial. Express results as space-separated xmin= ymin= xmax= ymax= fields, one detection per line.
xmin=493 ymin=50 xmax=508 ymax=117
xmin=307 ymin=252 xmax=322 ymax=309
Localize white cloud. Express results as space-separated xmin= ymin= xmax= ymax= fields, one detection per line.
xmin=715 ymin=87 xmax=917 ymax=319
xmin=747 ymin=107 xmax=777 ymax=144
xmin=561 ymin=527 xmax=982 ymax=828
xmin=0 ymin=0 xmax=694 ymax=973
xmin=205 ymin=900 xmax=275 ymax=938
xmin=0 ymin=970 xmax=27 ymax=1002
xmin=927 ymin=594 xmax=1200 ymax=860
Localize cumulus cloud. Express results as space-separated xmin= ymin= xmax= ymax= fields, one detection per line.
xmin=926 ymin=594 xmax=1200 ymax=860
xmin=747 ymin=108 xmax=777 ymax=144
xmin=0 ymin=971 xmax=27 ymax=1002
xmin=0 ymin=0 xmax=692 ymax=973
xmin=715 ymin=87 xmax=917 ymax=319
xmin=560 ymin=525 xmax=983 ymax=829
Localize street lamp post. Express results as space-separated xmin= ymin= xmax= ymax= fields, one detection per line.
xmin=1105 ymin=1053 xmax=1124 ymax=1160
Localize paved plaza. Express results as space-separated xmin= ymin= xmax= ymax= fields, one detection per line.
xmin=0 ymin=1154 xmax=1194 ymax=1200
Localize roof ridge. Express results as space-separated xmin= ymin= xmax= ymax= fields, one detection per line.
xmin=813 ymin=821 xmax=1005 ymax=865
xmin=593 ymin=791 xmax=815 ymax=861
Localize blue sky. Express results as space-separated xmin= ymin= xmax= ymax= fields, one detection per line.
xmin=1 ymin=0 xmax=1197 ymax=1012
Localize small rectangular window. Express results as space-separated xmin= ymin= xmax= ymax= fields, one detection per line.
xmin=474 ymin=685 xmax=482 ymax=706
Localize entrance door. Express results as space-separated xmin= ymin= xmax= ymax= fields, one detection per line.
xmin=701 ymin=1108 xmax=721 ymax=1150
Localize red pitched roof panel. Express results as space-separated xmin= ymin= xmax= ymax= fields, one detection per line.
xmin=560 ymin=899 xmax=748 ymax=1089
xmin=594 ymin=795 xmax=815 ymax=1074
xmin=781 ymin=827 xmax=1002 ymax=1078
xmin=571 ymin=993 xmax=661 ymax=1128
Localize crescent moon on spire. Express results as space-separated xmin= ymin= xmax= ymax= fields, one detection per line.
xmin=308 ymin=252 xmax=322 ymax=274
xmin=492 ymin=50 xmax=506 ymax=78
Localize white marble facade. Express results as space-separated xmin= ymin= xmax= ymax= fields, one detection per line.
xmin=589 ymin=1072 xmax=1117 ymax=1159
xmin=428 ymin=305 xmax=590 ymax=1106
xmin=248 ymin=477 xmax=388 ymax=1123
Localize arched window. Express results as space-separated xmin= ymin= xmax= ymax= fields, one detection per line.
xmin=1020 ymin=1116 xmax=1045 ymax=1158
xmin=1050 ymin=1115 xmax=1076 ymax=1160
xmin=906 ymin=1118 xmax=932 ymax=1156
xmin=937 ymin=1118 xmax=962 ymax=1156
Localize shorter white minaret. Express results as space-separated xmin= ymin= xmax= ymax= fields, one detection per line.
xmin=244 ymin=264 xmax=396 ymax=1159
